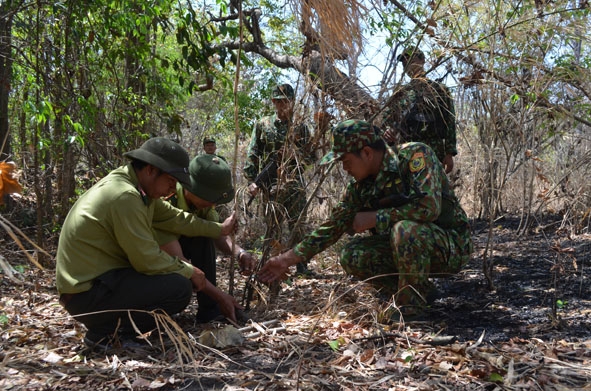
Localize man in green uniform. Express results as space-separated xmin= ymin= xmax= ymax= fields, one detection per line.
xmin=203 ymin=136 xmax=217 ymax=155
xmin=243 ymin=83 xmax=313 ymax=274
xmin=56 ymin=137 xmax=241 ymax=349
xmin=158 ymin=154 xmax=257 ymax=322
xmin=382 ymin=47 xmax=457 ymax=173
xmin=257 ymin=120 xmax=472 ymax=315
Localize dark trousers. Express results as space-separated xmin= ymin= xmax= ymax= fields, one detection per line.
xmin=63 ymin=268 xmax=192 ymax=337
xmin=178 ymin=235 xmax=218 ymax=313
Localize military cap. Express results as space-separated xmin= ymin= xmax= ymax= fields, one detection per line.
xmin=187 ymin=154 xmax=234 ymax=204
xmin=123 ymin=137 xmax=191 ymax=186
xmin=397 ymin=47 xmax=425 ymax=65
xmin=203 ymin=136 xmax=216 ymax=145
xmin=319 ymin=119 xmax=382 ymax=165
xmin=271 ymin=83 xmax=295 ymax=100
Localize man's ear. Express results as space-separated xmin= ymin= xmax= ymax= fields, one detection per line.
xmin=146 ymin=164 xmax=160 ymax=177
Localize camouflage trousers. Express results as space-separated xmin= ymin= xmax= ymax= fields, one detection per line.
xmin=340 ymin=220 xmax=472 ymax=304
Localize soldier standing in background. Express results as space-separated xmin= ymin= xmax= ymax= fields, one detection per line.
xmin=243 ymin=83 xmax=315 ymax=275
xmin=382 ymin=47 xmax=457 ymax=174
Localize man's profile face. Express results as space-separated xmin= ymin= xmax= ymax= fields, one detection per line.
xmin=403 ymin=57 xmax=425 ymax=78
xmin=340 ymin=150 xmax=372 ymax=182
xmin=142 ymin=166 xmax=178 ymax=199
xmin=184 ymin=189 xmax=215 ymax=209
xmin=204 ymin=142 xmax=216 ymax=154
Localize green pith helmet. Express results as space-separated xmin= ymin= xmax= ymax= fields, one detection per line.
xmin=271 ymin=83 xmax=295 ymax=100
xmin=203 ymin=136 xmax=216 ymax=145
xmin=123 ymin=137 xmax=190 ymax=185
xmin=319 ymin=119 xmax=382 ymax=165
xmin=187 ymin=154 xmax=234 ymax=204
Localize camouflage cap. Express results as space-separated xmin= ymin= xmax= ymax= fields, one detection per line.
xmin=203 ymin=136 xmax=216 ymax=145
xmin=123 ymin=137 xmax=191 ymax=186
xmin=271 ymin=83 xmax=295 ymax=100
xmin=187 ymin=154 xmax=234 ymax=204
xmin=397 ymin=47 xmax=425 ymax=65
xmin=319 ymin=119 xmax=382 ymax=165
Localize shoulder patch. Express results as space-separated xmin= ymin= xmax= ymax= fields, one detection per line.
xmin=409 ymin=152 xmax=426 ymax=173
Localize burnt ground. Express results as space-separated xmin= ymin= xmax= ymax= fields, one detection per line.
xmin=428 ymin=216 xmax=591 ymax=344
xmin=1 ymin=215 xmax=590 ymax=390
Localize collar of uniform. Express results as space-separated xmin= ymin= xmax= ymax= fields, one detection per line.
xmin=383 ymin=145 xmax=400 ymax=174
xmin=353 ymin=145 xmax=399 ymax=187
xmin=123 ymin=163 xmax=150 ymax=206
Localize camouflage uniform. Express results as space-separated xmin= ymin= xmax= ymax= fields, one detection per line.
xmin=243 ymin=85 xmax=312 ymax=243
xmin=383 ymin=74 xmax=457 ymax=163
xmin=294 ymin=119 xmax=472 ymax=304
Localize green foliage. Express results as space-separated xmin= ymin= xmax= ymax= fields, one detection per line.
xmin=556 ymin=299 xmax=567 ymax=309
xmin=0 ymin=313 xmax=8 ymax=327
xmin=328 ymin=337 xmax=345 ymax=352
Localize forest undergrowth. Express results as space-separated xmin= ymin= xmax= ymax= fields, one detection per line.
xmin=0 ymin=211 xmax=590 ymax=390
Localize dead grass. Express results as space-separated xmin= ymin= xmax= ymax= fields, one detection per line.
xmin=1 ymin=233 xmax=590 ymax=390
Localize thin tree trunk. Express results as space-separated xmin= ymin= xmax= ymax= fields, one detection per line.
xmin=0 ymin=1 xmax=14 ymax=161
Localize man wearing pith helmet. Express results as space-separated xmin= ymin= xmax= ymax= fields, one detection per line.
xmin=157 ymin=154 xmax=257 ymax=323
xmin=56 ymin=137 xmax=238 ymax=350
xmin=258 ymin=120 xmax=472 ymax=318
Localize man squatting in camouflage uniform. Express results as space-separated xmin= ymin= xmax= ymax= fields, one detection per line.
xmin=258 ymin=119 xmax=473 ymax=314
xmin=382 ymin=47 xmax=457 ymax=173
xmin=156 ymin=154 xmax=257 ymax=323
xmin=244 ymin=83 xmax=314 ymax=273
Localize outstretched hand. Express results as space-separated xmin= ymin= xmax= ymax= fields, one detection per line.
xmin=442 ymin=154 xmax=454 ymax=173
xmin=382 ymin=128 xmax=397 ymax=144
xmin=257 ymin=249 xmax=301 ymax=283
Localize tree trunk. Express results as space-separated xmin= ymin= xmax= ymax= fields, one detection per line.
xmin=0 ymin=1 xmax=14 ymax=161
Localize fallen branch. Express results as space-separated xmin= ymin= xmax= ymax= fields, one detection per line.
xmin=353 ymin=332 xmax=457 ymax=346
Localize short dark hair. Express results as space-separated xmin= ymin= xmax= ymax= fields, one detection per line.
xmin=131 ymin=159 xmax=149 ymax=170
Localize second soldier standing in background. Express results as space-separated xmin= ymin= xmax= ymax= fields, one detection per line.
xmin=382 ymin=47 xmax=457 ymax=173
xmin=243 ymin=83 xmax=315 ymax=274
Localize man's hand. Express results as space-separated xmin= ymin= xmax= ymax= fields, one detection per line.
xmin=442 ymin=154 xmax=454 ymax=173
xmin=238 ymin=250 xmax=257 ymax=276
xmin=352 ymin=211 xmax=377 ymax=233
xmin=257 ymin=249 xmax=301 ymax=283
xmin=216 ymin=291 xmax=243 ymax=324
xmin=382 ymin=128 xmax=397 ymax=144
xmin=190 ymin=266 xmax=207 ymax=291
xmin=247 ymin=182 xmax=259 ymax=197
xmin=200 ymin=280 xmax=244 ymax=324
xmin=220 ymin=212 xmax=237 ymax=236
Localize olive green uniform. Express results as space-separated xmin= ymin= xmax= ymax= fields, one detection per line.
xmin=56 ymin=164 xmax=222 ymax=338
